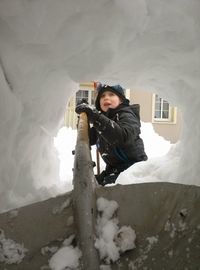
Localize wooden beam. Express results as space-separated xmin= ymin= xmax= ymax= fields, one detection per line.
xmin=72 ymin=112 xmax=100 ymax=269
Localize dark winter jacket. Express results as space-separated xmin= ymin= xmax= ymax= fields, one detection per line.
xmin=89 ymin=102 xmax=148 ymax=173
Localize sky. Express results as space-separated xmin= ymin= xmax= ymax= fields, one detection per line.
xmin=0 ymin=0 xmax=200 ymax=214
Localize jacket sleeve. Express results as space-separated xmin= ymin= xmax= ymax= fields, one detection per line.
xmin=93 ymin=111 xmax=140 ymax=145
xmin=89 ymin=126 xmax=97 ymax=146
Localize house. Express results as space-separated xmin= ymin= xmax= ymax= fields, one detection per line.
xmin=129 ymin=89 xmax=182 ymax=143
xmin=65 ymin=82 xmax=182 ymax=143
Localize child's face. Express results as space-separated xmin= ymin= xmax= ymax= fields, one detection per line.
xmin=99 ymin=91 xmax=122 ymax=112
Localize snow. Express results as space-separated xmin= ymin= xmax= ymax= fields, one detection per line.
xmin=49 ymin=246 xmax=82 ymax=270
xmin=0 ymin=0 xmax=200 ymax=214
xmin=0 ymin=0 xmax=200 ymax=267
xmin=0 ymin=229 xmax=28 ymax=264
xmin=95 ymin=198 xmax=136 ymax=265
xmin=0 ymin=196 xmax=138 ymax=268
xmin=48 ymin=197 xmax=136 ymax=269
xmin=53 ymin=120 xmax=175 ymax=186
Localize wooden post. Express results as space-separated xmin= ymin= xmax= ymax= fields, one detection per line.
xmin=96 ymin=149 xmax=100 ymax=175
xmin=72 ymin=112 xmax=100 ymax=270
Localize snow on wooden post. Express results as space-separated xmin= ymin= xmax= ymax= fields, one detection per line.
xmin=72 ymin=112 xmax=100 ymax=270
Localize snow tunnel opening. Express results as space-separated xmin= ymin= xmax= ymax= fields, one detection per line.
xmin=54 ymin=85 xmax=182 ymax=186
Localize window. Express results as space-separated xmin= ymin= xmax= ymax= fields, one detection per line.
xmin=76 ymin=90 xmax=96 ymax=106
xmin=152 ymin=94 xmax=177 ymax=123
xmin=76 ymin=90 xmax=88 ymax=105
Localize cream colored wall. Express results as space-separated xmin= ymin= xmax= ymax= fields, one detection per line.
xmin=130 ymin=89 xmax=182 ymax=143
xmin=130 ymin=90 xmax=152 ymax=122
xmin=64 ymin=96 xmax=77 ymax=129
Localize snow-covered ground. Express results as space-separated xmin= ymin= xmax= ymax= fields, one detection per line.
xmin=54 ymin=121 xmax=175 ymax=189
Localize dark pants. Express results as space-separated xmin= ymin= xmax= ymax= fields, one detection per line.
xmin=95 ymin=165 xmax=121 ymax=186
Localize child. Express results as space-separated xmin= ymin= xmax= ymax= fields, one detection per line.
xmin=75 ymin=83 xmax=147 ymax=186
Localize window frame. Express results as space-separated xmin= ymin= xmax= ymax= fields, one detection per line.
xmin=152 ymin=94 xmax=177 ymax=124
xmin=75 ymin=89 xmax=96 ymax=106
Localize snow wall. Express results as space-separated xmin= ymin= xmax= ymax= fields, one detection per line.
xmin=0 ymin=0 xmax=200 ymax=212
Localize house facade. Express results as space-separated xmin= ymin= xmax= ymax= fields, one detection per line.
xmin=65 ymin=83 xmax=182 ymax=143
xmin=129 ymin=89 xmax=182 ymax=143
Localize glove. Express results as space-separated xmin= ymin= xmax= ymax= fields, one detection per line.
xmin=95 ymin=171 xmax=119 ymax=186
xmin=75 ymin=103 xmax=100 ymax=123
xmin=77 ymin=98 xmax=88 ymax=105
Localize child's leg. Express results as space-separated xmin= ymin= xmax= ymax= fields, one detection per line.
xmin=95 ymin=168 xmax=119 ymax=186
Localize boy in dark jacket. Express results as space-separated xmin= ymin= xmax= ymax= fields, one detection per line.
xmin=75 ymin=83 xmax=147 ymax=186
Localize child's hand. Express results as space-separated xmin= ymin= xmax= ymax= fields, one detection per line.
xmin=77 ymin=98 xmax=88 ymax=105
xmin=75 ymin=104 xmax=99 ymax=123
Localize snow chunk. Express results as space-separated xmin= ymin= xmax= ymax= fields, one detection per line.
xmin=95 ymin=236 xmax=120 ymax=263
xmin=115 ymin=226 xmax=136 ymax=252
xmin=96 ymin=197 xmax=119 ymax=219
xmin=63 ymin=234 xmax=75 ymax=246
xmin=49 ymin=234 xmax=81 ymax=270
xmin=95 ymin=197 xmax=136 ymax=264
xmin=49 ymin=246 xmax=82 ymax=270
xmin=41 ymin=246 xmax=58 ymax=256
xmin=0 ymin=229 xmax=28 ymax=264
xmin=146 ymin=236 xmax=158 ymax=246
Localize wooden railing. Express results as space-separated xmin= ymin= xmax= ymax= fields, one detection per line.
xmin=72 ymin=112 xmax=100 ymax=269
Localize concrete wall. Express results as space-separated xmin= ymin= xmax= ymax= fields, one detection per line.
xmin=0 ymin=183 xmax=199 ymax=270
